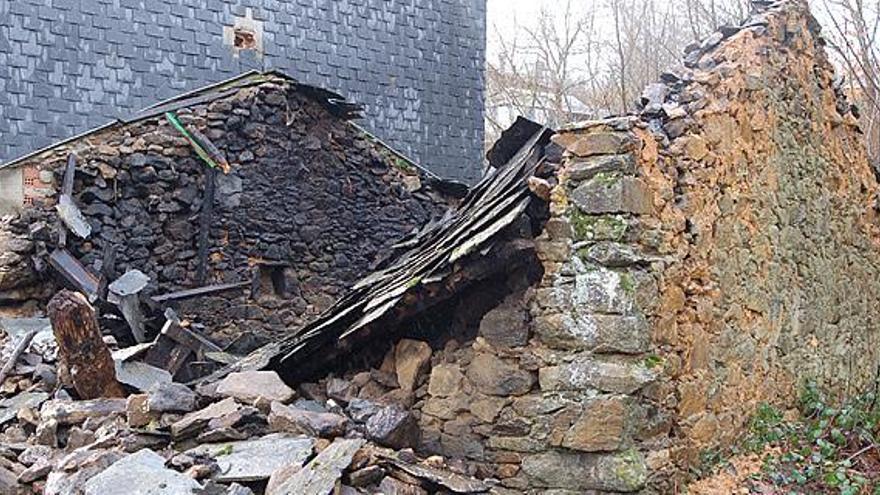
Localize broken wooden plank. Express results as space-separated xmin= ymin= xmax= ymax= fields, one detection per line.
xmin=49 ymin=249 xmax=101 ymax=302
xmin=142 ymin=310 xmax=221 ymax=379
xmin=47 ymin=290 xmax=125 ymax=399
xmin=57 ymin=154 xmax=75 ymax=248
xmin=150 ymin=281 xmax=249 ymax=303
xmin=56 ymin=154 xmax=91 ymax=243
xmin=163 ymin=321 xmax=223 ymax=355
xmin=56 ymin=195 xmax=91 ymax=240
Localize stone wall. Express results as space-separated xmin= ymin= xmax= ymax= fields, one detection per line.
xmin=0 ymin=0 xmax=486 ymax=182
xmin=0 ymin=79 xmax=448 ymax=349
xmin=546 ymin=0 xmax=880 ymax=489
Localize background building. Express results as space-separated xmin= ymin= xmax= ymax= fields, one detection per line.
xmin=0 ymin=0 xmax=486 ymax=183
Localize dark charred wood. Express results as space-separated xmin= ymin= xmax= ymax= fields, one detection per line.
xmin=47 ymin=290 xmax=125 ymax=399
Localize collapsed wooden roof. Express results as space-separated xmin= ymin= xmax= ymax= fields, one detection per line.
xmin=210 ymin=118 xmax=554 ymax=382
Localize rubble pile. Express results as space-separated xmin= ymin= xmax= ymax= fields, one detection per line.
xmin=0 ymin=321 xmax=493 ymax=495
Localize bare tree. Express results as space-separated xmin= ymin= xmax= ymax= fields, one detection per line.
xmin=486 ymin=0 xmax=880 ymax=167
xmin=817 ymin=0 xmax=880 ymax=164
xmin=485 ymin=1 xmax=600 ymax=146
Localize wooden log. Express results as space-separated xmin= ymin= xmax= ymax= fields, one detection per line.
xmin=47 ymin=290 xmax=125 ymax=399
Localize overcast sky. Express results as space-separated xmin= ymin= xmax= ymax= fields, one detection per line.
xmin=485 ymin=0 xmax=547 ymax=58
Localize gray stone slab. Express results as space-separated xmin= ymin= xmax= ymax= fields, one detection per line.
xmin=269 ymin=438 xmax=365 ymax=495
xmin=114 ymin=360 xmax=172 ymax=392
xmin=83 ymin=449 xmax=202 ymax=495
xmin=186 ymin=434 xmax=314 ymax=483
xmin=108 ymin=269 xmax=150 ymax=297
xmin=0 ymin=392 xmax=49 ymax=425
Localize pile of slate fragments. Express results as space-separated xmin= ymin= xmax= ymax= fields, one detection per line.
xmin=0 ymin=314 xmax=491 ymax=495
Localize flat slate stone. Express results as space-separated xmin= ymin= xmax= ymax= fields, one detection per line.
xmin=0 ymin=392 xmax=49 ymax=425
xmin=171 ymin=397 xmax=241 ymax=439
xmin=268 ymin=438 xmax=365 ymax=495
xmin=83 ymin=449 xmax=202 ymax=495
xmin=108 ymin=270 xmax=150 ymax=297
xmin=216 ymin=371 xmax=295 ymax=404
xmin=114 ymin=360 xmax=172 ymax=392
xmin=186 ymin=433 xmax=314 ymax=483
xmin=40 ymin=398 xmax=127 ymax=425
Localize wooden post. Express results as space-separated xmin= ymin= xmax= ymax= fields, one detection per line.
xmin=47 ymin=290 xmax=125 ymax=399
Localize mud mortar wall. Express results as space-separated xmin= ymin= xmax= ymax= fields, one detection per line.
xmin=549 ymin=1 xmax=880 ymax=489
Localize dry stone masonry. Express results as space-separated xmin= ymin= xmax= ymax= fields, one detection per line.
xmin=531 ymin=0 xmax=880 ymax=490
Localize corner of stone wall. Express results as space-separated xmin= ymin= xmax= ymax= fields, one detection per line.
xmin=516 ymin=117 xmax=666 ymax=492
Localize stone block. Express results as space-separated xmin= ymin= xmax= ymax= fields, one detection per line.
xmin=394 ymin=339 xmax=432 ymax=392
xmin=567 ymin=153 xmax=635 ymax=182
xmin=580 ymin=241 xmax=648 ymax=267
xmin=427 ymin=364 xmax=464 ymax=398
xmin=216 ymin=371 xmax=295 ymax=404
xmin=552 ymin=131 xmax=636 ymax=157
xmin=478 ymin=299 xmax=530 ymax=348
xmin=570 ymin=176 xmax=652 ymax=215
xmin=534 ymin=312 xmax=650 ymax=354
xmin=570 ymin=261 xmax=637 ymax=314
xmin=538 ymin=355 xmax=655 ymax=394
xmin=466 ymin=353 xmax=534 ymax=396
xmin=562 ymin=396 xmax=628 ymax=452
xmin=521 ymin=449 xmax=647 ymax=492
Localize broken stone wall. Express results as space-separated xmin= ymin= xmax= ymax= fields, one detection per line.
xmin=548 ymin=0 xmax=880 ymax=490
xmin=0 ymin=81 xmax=447 ymax=348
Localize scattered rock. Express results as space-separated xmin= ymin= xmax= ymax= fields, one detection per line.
xmin=366 ymin=405 xmax=419 ymax=450
xmin=217 ymin=371 xmax=295 ymax=404
xmin=171 ymin=397 xmax=241 ymax=439
xmin=0 ymin=392 xmax=49 ymax=425
xmin=40 ymin=398 xmax=127 ymax=425
xmin=82 ymin=449 xmax=202 ymax=495
xmin=114 ymin=360 xmax=172 ymax=392
xmin=267 ymin=438 xmax=364 ymax=495
xmin=186 ymin=434 xmax=314 ymax=483
xmin=268 ymin=401 xmax=348 ymax=438
xmin=378 ymin=476 xmax=428 ymax=495
xmin=394 ymin=340 xmax=432 ymax=392
xmin=146 ymin=382 xmax=197 ymax=413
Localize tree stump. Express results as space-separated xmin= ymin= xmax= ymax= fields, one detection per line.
xmin=47 ymin=290 xmax=125 ymax=399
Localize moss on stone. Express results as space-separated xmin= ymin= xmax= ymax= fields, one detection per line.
xmin=619 ymin=272 xmax=635 ymax=294
xmin=569 ymin=210 xmax=628 ymax=242
xmin=591 ymin=171 xmax=623 ymax=187
xmin=613 ymin=448 xmax=648 ymax=490
xmin=644 ymin=354 xmax=664 ymax=369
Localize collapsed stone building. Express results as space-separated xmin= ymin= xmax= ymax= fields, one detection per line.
xmin=0 ymin=70 xmax=457 ymax=353
xmin=1 ymin=0 xmax=879 ymax=494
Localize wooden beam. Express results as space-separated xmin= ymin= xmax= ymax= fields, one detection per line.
xmin=47 ymin=290 xmax=125 ymax=399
